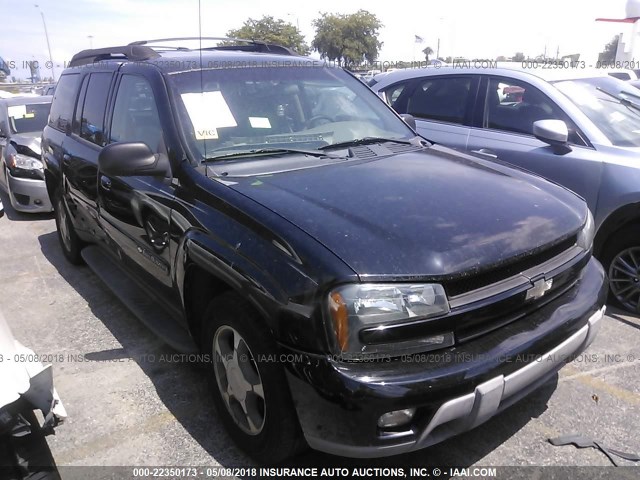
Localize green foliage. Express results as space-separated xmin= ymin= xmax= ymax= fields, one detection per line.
xmin=513 ymin=52 xmax=525 ymax=62
xmin=422 ymin=46 xmax=434 ymax=61
xmin=312 ymin=10 xmax=383 ymax=68
xmin=598 ymin=35 xmax=619 ymax=63
xmin=226 ymin=16 xmax=310 ymax=55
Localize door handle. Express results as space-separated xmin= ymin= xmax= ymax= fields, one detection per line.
xmin=62 ymin=154 xmax=71 ymax=164
xmin=100 ymin=175 xmax=112 ymax=190
xmin=471 ymin=148 xmax=498 ymax=159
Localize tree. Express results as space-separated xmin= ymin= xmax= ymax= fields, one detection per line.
xmin=312 ymin=10 xmax=383 ymax=68
xmin=598 ymin=35 xmax=619 ymax=63
xmin=226 ymin=16 xmax=310 ymax=55
xmin=513 ymin=52 xmax=525 ymax=62
xmin=422 ymin=46 xmax=434 ymax=62
xmin=495 ymin=55 xmax=507 ymax=62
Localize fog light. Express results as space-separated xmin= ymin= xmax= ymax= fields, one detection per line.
xmin=377 ymin=408 xmax=416 ymax=429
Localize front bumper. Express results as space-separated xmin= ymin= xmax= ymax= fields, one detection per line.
xmin=284 ymin=257 xmax=607 ymax=457
xmin=6 ymin=172 xmax=52 ymax=213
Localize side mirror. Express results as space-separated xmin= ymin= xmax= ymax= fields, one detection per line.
xmin=99 ymin=142 xmax=170 ymax=177
xmin=533 ymin=120 xmax=571 ymax=154
xmin=400 ymin=114 xmax=417 ymax=131
xmin=0 ymin=121 xmax=8 ymax=138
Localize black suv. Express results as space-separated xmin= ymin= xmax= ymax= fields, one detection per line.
xmin=42 ymin=38 xmax=607 ymax=462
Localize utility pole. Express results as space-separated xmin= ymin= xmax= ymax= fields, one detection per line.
xmin=35 ymin=4 xmax=55 ymax=81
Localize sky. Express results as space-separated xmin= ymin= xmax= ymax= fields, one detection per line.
xmin=0 ymin=0 xmax=633 ymax=80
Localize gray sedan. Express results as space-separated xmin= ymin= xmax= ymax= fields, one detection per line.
xmin=0 ymin=96 xmax=52 ymax=213
xmin=371 ymin=65 xmax=640 ymax=313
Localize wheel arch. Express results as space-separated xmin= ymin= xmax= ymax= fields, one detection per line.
xmin=594 ymin=202 xmax=640 ymax=258
xmin=178 ymin=233 xmax=283 ymax=350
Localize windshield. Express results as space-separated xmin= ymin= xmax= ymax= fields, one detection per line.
xmin=553 ymin=77 xmax=640 ymax=147
xmin=7 ymin=102 xmax=51 ymax=134
xmin=169 ymin=66 xmax=414 ymax=160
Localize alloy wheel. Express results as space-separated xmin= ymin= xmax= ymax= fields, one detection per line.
xmin=608 ymin=246 xmax=640 ymax=312
xmin=212 ymin=325 xmax=266 ymax=435
xmin=57 ymin=198 xmax=72 ymax=251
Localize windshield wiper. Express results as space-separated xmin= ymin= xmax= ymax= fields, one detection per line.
xmin=318 ymin=136 xmax=415 ymax=150
xmin=203 ymin=147 xmax=339 ymax=162
xmin=596 ymin=87 xmax=640 ymax=112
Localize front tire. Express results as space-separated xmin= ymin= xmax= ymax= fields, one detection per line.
xmin=602 ymin=225 xmax=640 ymax=313
xmin=53 ymin=193 xmax=83 ymax=265
xmin=203 ymin=292 xmax=304 ymax=463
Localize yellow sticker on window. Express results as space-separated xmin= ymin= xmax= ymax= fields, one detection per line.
xmin=23 ymin=113 xmax=35 ymax=119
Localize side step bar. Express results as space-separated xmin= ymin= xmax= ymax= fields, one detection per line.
xmin=81 ymin=246 xmax=198 ymax=353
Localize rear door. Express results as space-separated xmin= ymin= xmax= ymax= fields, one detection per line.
xmin=381 ymin=75 xmax=479 ymax=150
xmin=62 ymin=71 xmax=115 ymax=238
xmin=466 ymin=75 xmax=603 ymax=210
xmin=97 ymin=70 xmax=178 ymax=307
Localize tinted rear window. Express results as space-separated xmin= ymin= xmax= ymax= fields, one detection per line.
xmin=49 ymin=73 xmax=80 ymax=132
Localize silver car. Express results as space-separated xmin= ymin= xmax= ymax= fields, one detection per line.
xmin=371 ymin=65 xmax=640 ymax=312
xmin=0 ymin=95 xmax=53 ymax=213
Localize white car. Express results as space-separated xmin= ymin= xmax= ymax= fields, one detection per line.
xmin=0 ymin=309 xmax=66 ymax=478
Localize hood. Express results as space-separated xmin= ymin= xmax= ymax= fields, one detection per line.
xmin=226 ymin=146 xmax=586 ymax=278
xmin=10 ymin=132 xmax=42 ymax=157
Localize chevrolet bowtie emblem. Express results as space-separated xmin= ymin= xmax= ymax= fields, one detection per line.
xmin=526 ymin=278 xmax=553 ymax=300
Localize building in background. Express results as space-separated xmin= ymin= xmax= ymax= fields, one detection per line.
xmin=597 ymin=0 xmax=640 ymax=62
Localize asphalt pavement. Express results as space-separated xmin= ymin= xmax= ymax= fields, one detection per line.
xmin=0 ymin=190 xmax=638 ymax=478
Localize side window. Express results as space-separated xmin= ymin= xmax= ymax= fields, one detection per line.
xmin=382 ymin=82 xmax=408 ymax=109
xmin=110 ymin=75 xmax=163 ymax=152
xmin=79 ymin=73 xmax=112 ymax=146
xmin=48 ymin=73 xmax=80 ymax=132
xmin=72 ymin=76 xmax=89 ymax=135
xmin=485 ymin=77 xmax=586 ymax=145
xmin=406 ymin=77 xmax=473 ymax=124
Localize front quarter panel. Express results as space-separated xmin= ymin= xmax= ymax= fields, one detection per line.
xmin=591 ymin=145 xmax=640 ymax=248
xmin=170 ymin=166 xmax=358 ymax=353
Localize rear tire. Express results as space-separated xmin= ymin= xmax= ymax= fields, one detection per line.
xmin=601 ymin=225 xmax=640 ymax=313
xmin=53 ymin=193 xmax=83 ymax=265
xmin=202 ymin=291 xmax=305 ymax=464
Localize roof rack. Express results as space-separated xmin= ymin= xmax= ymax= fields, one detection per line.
xmin=69 ymin=45 xmax=160 ymax=67
xmin=129 ymin=37 xmax=298 ymax=56
xmin=68 ymin=37 xmax=298 ymax=68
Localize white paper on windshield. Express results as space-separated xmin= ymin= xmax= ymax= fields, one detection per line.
xmin=181 ymin=91 xmax=237 ymax=139
xmin=7 ymin=105 xmax=26 ymax=118
xmin=249 ymin=117 xmax=271 ymax=129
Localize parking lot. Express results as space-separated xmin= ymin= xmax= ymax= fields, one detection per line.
xmin=1 ymin=189 xmax=639 ymax=474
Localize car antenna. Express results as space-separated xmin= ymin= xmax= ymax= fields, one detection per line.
xmin=197 ymin=0 xmax=209 ymax=166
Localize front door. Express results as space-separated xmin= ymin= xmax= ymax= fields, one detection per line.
xmin=97 ymin=73 xmax=178 ymax=306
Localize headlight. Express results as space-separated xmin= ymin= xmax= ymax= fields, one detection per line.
xmin=577 ymin=209 xmax=595 ymax=251
xmin=328 ymin=283 xmax=453 ymax=358
xmin=8 ymin=153 xmax=43 ymax=171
